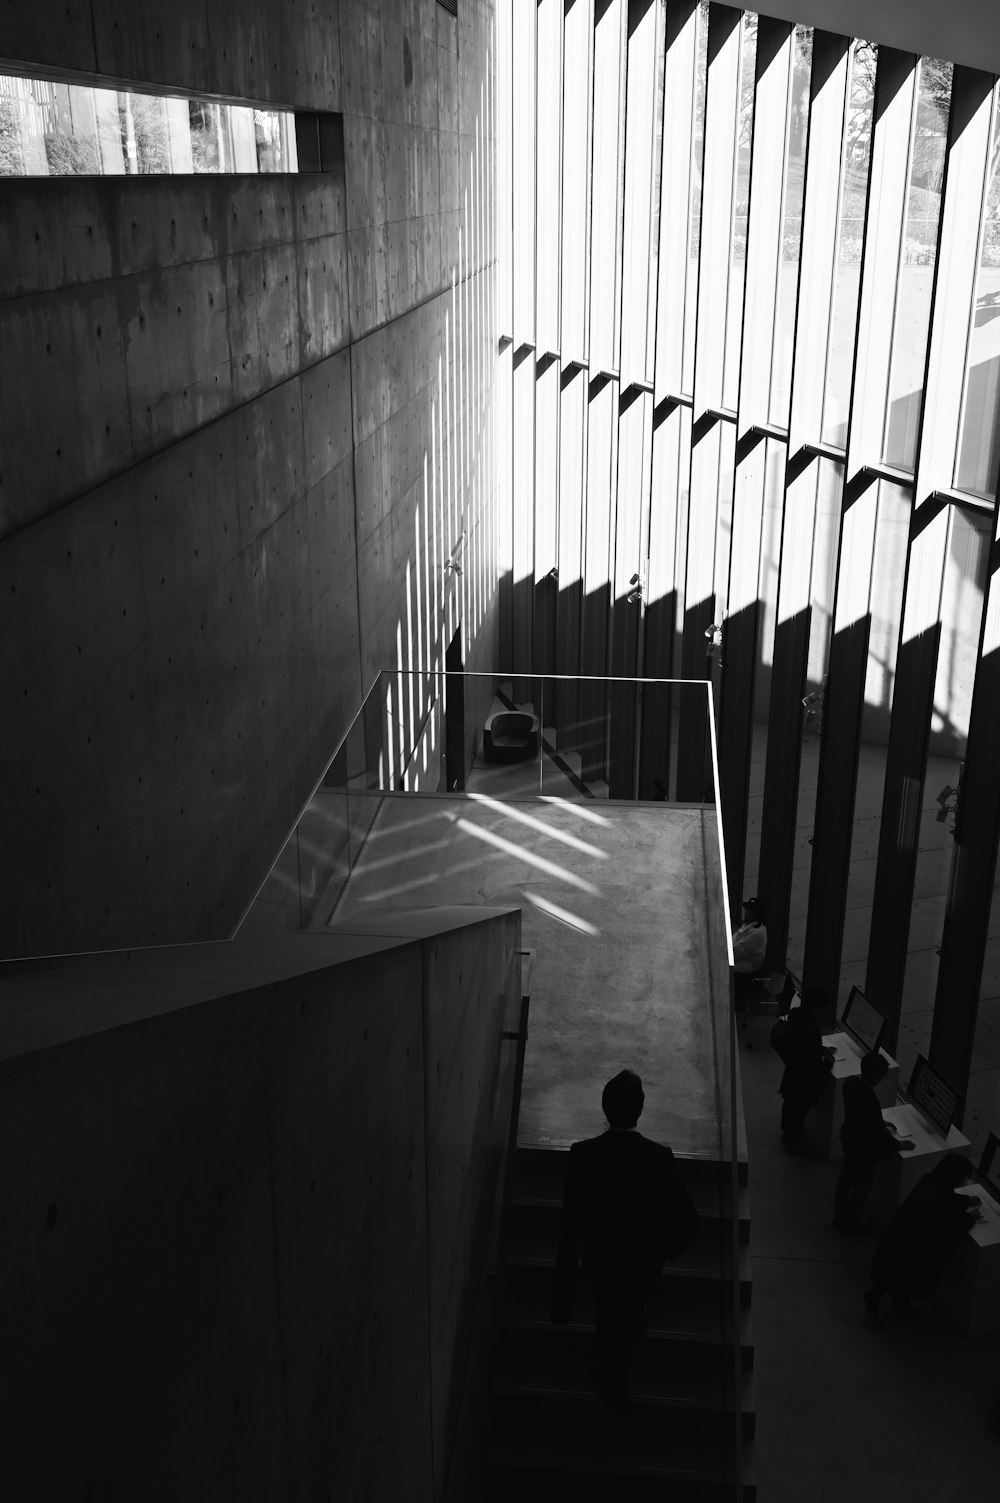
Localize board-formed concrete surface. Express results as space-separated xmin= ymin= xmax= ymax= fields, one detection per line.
xmin=329 ymin=794 xmax=730 ymax=1159
xmin=0 ymin=908 xmax=521 ymax=1500
xmin=1 ymin=0 xmax=498 ymax=964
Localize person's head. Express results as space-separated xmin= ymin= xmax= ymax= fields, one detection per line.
xmin=602 ymin=1069 xmax=644 ymax=1129
xmin=932 ymin=1154 xmax=973 ymax=1189
xmin=859 ymin=1051 xmax=889 ymax=1085
xmin=743 ymin=897 xmax=762 ymax=923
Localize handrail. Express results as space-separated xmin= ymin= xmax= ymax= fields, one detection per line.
xmin=232 ymin=670 xmax=717 ymax=938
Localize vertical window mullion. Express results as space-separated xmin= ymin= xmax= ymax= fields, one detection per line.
xmin=693 ymin=2 xmax=742 ymax=418
xmin=590 ymin=0 xmax=626 ymax=375
xmin=619 ymin=0 xmax=659 ymax=388
xmin=789 ymin=30 xmax=852 ymax=454
xmin=952 ymin=78 xmax=1000 ymax=499
xmin=738 ymin=16 xmax=793 ymax=439
xmin=882 ymin=58 xmax=952 ymax=473
xmin=915 ymin=68 xmax=996 ymax=503
xmin=536 ymin=0 xmax=563 ymax=357
xmin=646 ymin=404 xmax=688 ymax=679
xmin=497 ymin=338 xmax=514 ymax=670
xmin=720 ymin=433 xmax=773 ymax=905
xmin=555 ymin=366 xmax=587 ymax=735
xmin=846 ymin=47 xmax=918 ymax=480
xmin=496 ymin=0 xmax=514 ymax=340
xmin=561 ymin=0 xmax=595 ymax=364
xmin=511 ymin=2 xmax=537 ymax=348
xmin=512 ymin=349 xmax=537 ymax=673
xmin=654 ymin=0 xmax=700 ymax=403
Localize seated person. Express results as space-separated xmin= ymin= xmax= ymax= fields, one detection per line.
xmin=732 ymin=897 xmax=767 ymax=1029
xmin=864 ymin=1154 xmax=979 ymax=1319
xmin=775 ymin=987 xmax=834 ymax=1156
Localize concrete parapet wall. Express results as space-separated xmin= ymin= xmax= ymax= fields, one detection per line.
xmin=0 ymin=905 xmax=522 ymax=1500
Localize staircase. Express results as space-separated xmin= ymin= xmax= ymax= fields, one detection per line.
xmin=485 ymin=1147 xmax=755 ymax=1501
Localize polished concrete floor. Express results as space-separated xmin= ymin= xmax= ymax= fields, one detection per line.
xmin=328 ymin=792 xmax=729 ymax=1160
xmin=742 ymin=1018 xmax=1000 ymax=1502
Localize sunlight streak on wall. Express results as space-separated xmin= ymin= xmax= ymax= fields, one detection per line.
xmin=521 ymin=889 xmax=599 ymax=936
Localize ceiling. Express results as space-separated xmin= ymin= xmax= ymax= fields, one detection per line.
xmin=749 ymin=0 xmax=1000 ymax=75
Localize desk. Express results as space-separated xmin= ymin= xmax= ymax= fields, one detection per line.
xmin=868 ymin=1100 xmax=970 ymax=1226
xmin=937 ymin=1184 xmax=1000 ymax=1336
xmin=806 ymin=1033 xmax=899 ymax=1159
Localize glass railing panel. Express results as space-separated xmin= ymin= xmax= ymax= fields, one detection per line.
xmin=361 ymin=670 xmax=549 ymax=798
xmin=498 ymin=675 xmax=715 ymax=802
xmin=295 ymin=741 xmax=351 ymax=927
xmin=464 ymin=672 xmax=546 ymax=797
xmin=238 ymin=672 xmax=723 ymax=919
xmin=346 ymin=671 xmax=396 ymax=868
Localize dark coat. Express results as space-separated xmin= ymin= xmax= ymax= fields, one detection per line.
xmin=559 ymin=1129 xmax=697 ymax=1283
xmin=839 ymin=1075 xmax=897 ymax=1161
xmin=778 ymin=1007 xmax=832 ymax=1106
xmin=870 ymin=1170 xmax=977 ymax=1297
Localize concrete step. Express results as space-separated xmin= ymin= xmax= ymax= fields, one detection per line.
xmin=511 ymin=1154 xmax=751 ymax=1241
xmin=486 ymin=1407 xmax=755 ymax=1501
xmin=516 ymin=1144 xmax=749 ymax=1189
xmin=494 ymin=1336 xmax=755 ymax=1427
xmin=552 ymin=743 xmax=583 ymax=777
xmin=487 ymin=1481 xmax=756 ymax=1503
xmin=497 ymin=1278 xmax=754 ymax=1368
xmin=504 ymin=1213 xmax=752 ymax=1288
xmin=489 ymin=1150 xmax=756 ymax=1503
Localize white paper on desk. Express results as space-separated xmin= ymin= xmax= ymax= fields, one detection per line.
xmin=958 ymin=1186 xmax=995 ymax=1221
xmin=882 ymin=1105 xmax=914 ymax=1138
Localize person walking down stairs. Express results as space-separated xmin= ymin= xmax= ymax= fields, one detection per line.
xmin=551 ymin=1070 xmax=698 ymax=1407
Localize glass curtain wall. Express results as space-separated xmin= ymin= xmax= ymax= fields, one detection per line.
xmin=501 ymin=2 xmax=1000 ymax=1151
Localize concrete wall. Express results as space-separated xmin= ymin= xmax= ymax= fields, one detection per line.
xmin=0 ymin=0 xmax=498 ymax=959
xmin=0 ymin=906 xmax=522 ymax=1500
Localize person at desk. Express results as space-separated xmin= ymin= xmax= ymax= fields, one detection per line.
xmin=553 ymin=1070 xmax=697 ymax=1407
xmin=864 ymin=1154 xmax=980 ymax=1320
xmin=833 ymin=1051 xmax=915 ymax=1232
xmin=775 ymin=987 xmax=834 ymax=1156
xmin=732 ymin=897 xmax=767 ymax=1033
